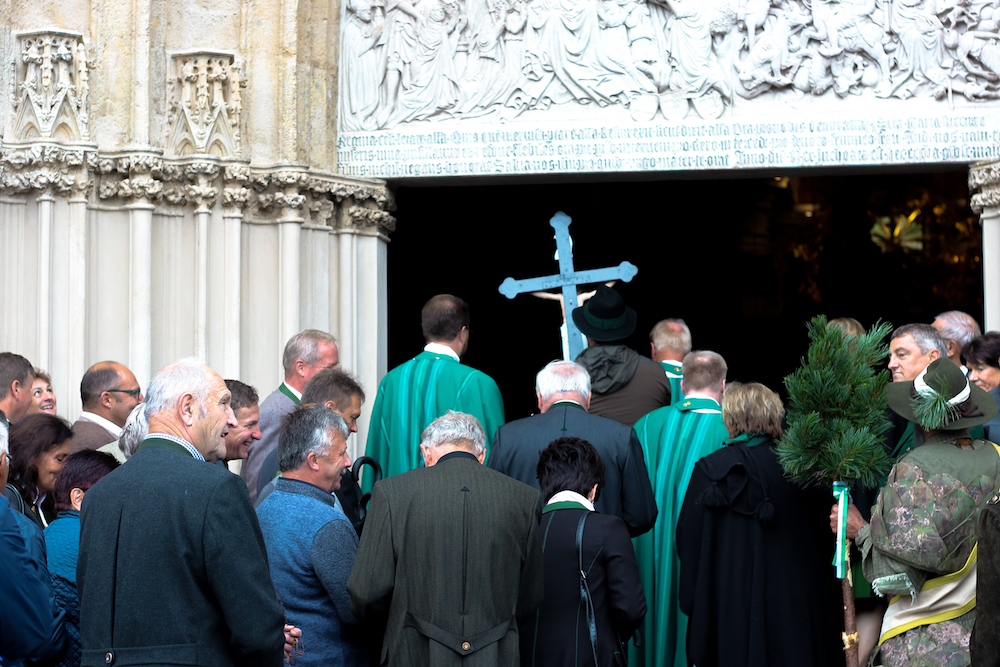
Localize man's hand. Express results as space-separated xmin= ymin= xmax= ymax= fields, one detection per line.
xmin=830 ymin=502 xmax=868 ymax=540
xmin=283 ymin=625 xmax=303 ymax=664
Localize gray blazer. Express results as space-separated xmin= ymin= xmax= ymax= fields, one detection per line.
xmin=489 ymin=402 xmax=658 ymax=537
xmin=348 ymin=452 xmax=544 ymax=667
xmin=241 ymin=387 xmax=297 ymax=504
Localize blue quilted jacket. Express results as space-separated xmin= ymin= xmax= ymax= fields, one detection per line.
xmin=44 ymin=511 xmax=81 ymax=667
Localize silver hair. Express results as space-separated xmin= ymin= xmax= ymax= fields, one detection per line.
xmin=682 ymin=350 xmax=728 ymax=392
xmin=934 ymin=311 xmax=981 ymax=349
xmin=119 ymin=404 xmax=148 ymax=460
xmin=650 ymin=319 xmax=692 ymax=354
xmin=278 ymin=404 xmax=349 ymax=472
xmin=420 ymin=410 xmax=486 ymax=456
xmin=282 ymin=329 xmax=337 ymax=374
xmin=535 ymin=360 xmax=591 ymax=399
xmin=892 ymin=323 xmax=949 ymax=357
xmin=144 ymin=358 xmax=213 ymax=419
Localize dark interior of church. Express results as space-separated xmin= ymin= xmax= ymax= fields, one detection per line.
xmin=387 ymin=169 xmax=983 ymax=422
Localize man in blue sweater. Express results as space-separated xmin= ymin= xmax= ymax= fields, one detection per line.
xmin=256 ymin=404 xmax=365 ymax=667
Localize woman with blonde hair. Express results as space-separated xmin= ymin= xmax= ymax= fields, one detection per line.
xmin=677 ymin=382 xmax=840 ymax=667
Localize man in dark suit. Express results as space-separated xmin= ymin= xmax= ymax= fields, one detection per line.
xmin=77 ymin=359 xmax=292 ymax=667
xmin=488 ymin=360 xmax=657 ymax=537
xmin=71 ymin=361 xmax=144 ymax=453
xmin=348 ymin=411 xmax=544 ymax=667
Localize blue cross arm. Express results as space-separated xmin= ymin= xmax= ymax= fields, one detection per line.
xmin=498 ymin=261 xmax=638 ymax=299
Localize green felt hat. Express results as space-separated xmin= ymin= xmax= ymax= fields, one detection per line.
xmin=886 ymin=358 xmax=998 ymax=430
xmin=571 ymin=285 xmax=636 ymax=342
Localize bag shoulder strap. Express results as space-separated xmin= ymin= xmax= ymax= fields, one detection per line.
xmin=577 ymin=512 xmax=600 ymax=666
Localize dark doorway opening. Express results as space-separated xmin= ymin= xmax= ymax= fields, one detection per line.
xmin=386 ymin=170 xmax=982 ymax=422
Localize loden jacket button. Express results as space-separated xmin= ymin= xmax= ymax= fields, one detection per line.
xmin=105 ymin=652 xmax=114 ymax=664
xmin=462 ymin=642 xmax=471 ymax=651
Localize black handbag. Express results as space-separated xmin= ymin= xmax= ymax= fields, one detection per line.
xmin=576 ymin=512 xmax=628 ymax=667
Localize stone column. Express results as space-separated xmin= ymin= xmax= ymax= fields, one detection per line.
xmin=59 ymin=171 xmax=92 ymax=418
xmin=186 ymin=162 xmax=221 ymax=361
xmin=221 ymin=165 xmax=250 ymax=378
xmin=971 ymin=160 xmax=1000 ymax=331
xmin=338 ymin=202 xmax=395 ymax=460
xmin=273 ymin=170 xmax=308 ymax=354
xmin=119 ymin=152 xmax=164 ymax=389
xmin=35 ymin=187 xmax=55 ymax=371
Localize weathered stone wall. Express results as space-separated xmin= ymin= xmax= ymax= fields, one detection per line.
xmin=0 ymin=0 xmax=391 ymax=459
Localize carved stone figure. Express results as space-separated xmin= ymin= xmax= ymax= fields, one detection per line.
xmin=387 ymin=0 xmax=461 ymax=124
xmin=377 ymin=0 xmax=422 ymax=127
xmin=341 ymin=0 xmax=386 ymax=130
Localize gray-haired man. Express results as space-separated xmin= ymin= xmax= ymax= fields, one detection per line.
xmin=349 ymin=411 xmax=544 ymax=666
xmin=932 ymin=310 xmax=981 ymax=373
xmin=489 ymin=360 xmax=657 ymax=537
xmin=242 ymin=329 xmax=339 ymax=503
xmin=256 ymin=404 xmax=364 ymax=667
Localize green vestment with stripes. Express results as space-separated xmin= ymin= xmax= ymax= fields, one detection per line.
xmin=658 ymin=360 xmax=684 ymax=406
xmin=363 ymin=350 xmax=504 ymax=493
xmin=629 ymin=397 xmax=728 ymax=667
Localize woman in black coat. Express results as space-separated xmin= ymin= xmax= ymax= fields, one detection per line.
xmin=520 ymin=436 xmax=645 ymax=667
xmin=676 ymin=382 xmax=841 ymax=667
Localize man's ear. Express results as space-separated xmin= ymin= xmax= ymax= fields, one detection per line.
xmin=294 ymin=359 xmax=307 ymax=379
xmin=306 ymin=451 xmax=322 ymax=471
xmin=178 ymin=393 xmax=198 ymax=426
xmin=929 ymin=349 xmax=941 ymax=362
xmin=101 ymin=390 xmax=115 ymax=410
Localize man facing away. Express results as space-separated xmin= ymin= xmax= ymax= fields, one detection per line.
xmin=931 ymin=310 xmax=981 ymax=373
xmin=349 ymin=411 xmax=544 ymax=667
xmin=489 ymin=360 xmax=657 ymax=537
xmin=629 ymin=350 xmax=729 ymax=667
xmin=0 ymin=352 xmax=35 ymax=428
xmin=71 ymin=362 xmax=144 ymax=453
xmin=77 ymin=359 xmax=290 ymax=667
xmin=572 ymin=286 xmax=671 ymax=426
xmin=363 ymin=294 xmax=504 ymax=491
xmin=649 ymin=319 xmax=691 ymax=406
xmin=242 ymin=329 xmax=339 ymax=503
xmin=257 ymin=405 xmax=365 ymax=667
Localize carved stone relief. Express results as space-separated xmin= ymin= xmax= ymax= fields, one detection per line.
xmin=11 ymin=31 xmax=94 ymax=141
xmin=339 ymin=0 xmax=1000 ymax=129
xmin=166 ymin=52 xmax=245 ymax=157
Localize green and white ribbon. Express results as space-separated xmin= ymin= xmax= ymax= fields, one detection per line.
xmin=832 ymin=481 xmax=849 ymax=579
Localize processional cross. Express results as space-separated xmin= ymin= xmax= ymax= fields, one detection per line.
xmin=498 ymin=212 xmax=638 ymax=361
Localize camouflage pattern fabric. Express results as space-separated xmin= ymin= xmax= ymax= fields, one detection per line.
xmin=878 ymin=614 xmax=975 ymax=667
xmin=859 ymin=434 xmax=1000 ymax=667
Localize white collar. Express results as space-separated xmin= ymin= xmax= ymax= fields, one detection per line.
xmin=424 ymin=342 xmax=461 ymax=362
xmin=683 ymin=392 xmax=721 ymax=406
xmin=79 ymin=412 xmax=123 ymax=439
xmin=546 ymin=489 xmax=595 ymax=511
xmin=281 ymin=382 xmax=302 ymax=400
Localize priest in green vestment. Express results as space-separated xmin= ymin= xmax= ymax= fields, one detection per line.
xmin=629 ymin=350 xmax=729 ymax=667
xmin=649 ymin=319 xmax=692 ymax=407
xmin=363 ymin=295 xmax=504 ymax=493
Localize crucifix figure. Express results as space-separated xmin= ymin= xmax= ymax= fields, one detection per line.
xmin=499 ymin=211 xmax=638 ymax=361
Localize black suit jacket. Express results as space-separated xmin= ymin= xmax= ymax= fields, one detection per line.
xmin=77 ymin=437 xmax=286 ymax=667
xmin=348 ymin=451 xmax=544 ymax=667
xmin=521 ymin=505 xmax=645 ymax=667
xmin=488 ymin=403 xmax=657 ymax=536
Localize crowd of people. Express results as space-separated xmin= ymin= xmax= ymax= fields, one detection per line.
xmin=1 ymin=288 xmax=999 ymax=667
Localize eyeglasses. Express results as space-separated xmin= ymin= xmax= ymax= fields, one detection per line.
xmin=107 ymin=388 xmax=142 ymax=398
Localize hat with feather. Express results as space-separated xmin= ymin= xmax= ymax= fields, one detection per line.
xmin=886 ymin=358 xmax=998 ymax=431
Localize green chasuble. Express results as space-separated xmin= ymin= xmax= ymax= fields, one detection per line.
xmin=629 ymin=397 xmax=729 ymax=667
xmin=658 ymin=360 xmax=684 ymax=406
xmin=363 ymin=350 xmax=505 ymax=493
